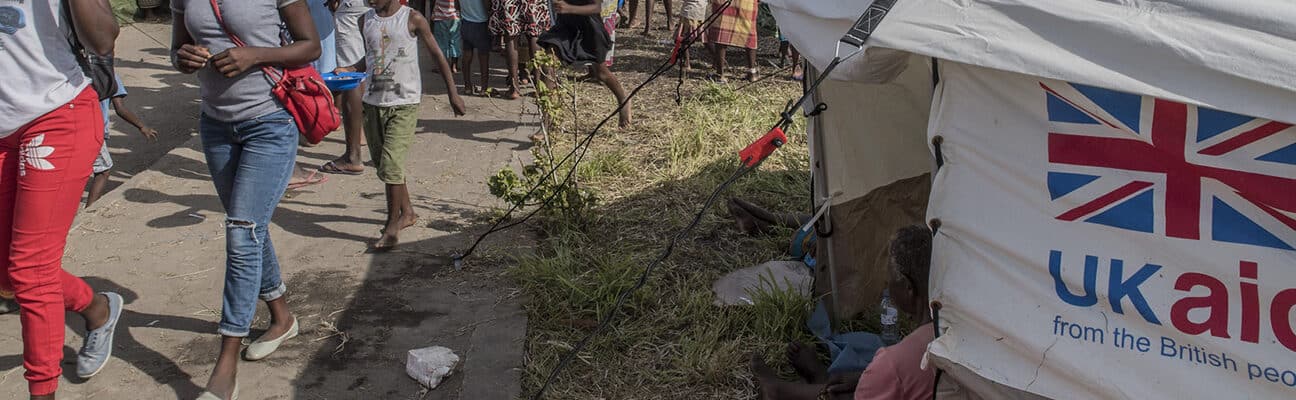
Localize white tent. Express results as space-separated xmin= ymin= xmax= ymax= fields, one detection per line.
xmin=767 ymin=1 xmax=1296 ymax=398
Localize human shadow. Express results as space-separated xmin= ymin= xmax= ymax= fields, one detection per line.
xmin=415 ymin=119 xmax=535 ymax=151
xmin=93 ymin=56 xmax=203 ymax=197
xmin=123 ymin=188 xmax=382 ymax=242
xmin=0 ymin=277 xmax=212 ymax=399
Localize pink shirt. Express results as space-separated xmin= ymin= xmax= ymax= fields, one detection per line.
xmin=856 ymin=323 xmax=936 ymax=400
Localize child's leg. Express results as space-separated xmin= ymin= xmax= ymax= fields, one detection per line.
xmin=663 ymin=0 xmax=673 ymax=33
xmin=593 ymin=63 xmax=632 ymax=127
xmin=460 ymin=51 xmax=475 ymax=94
xmin=790 ymin=45 xmax=803 ymax=80
xmin=745 ymin=47 xmax=757 ymax=81
xmin=86 ymin=173 xmax=109 ymax=208
xmin=625 ymin=0 xmax=640 ymax=28
xmin=679 ymin=18 xmax=694 ymax=72
xmin=325 ymin=83 xmax=367 ymax=173
xmin=372 ymin=105 xmax=420 ymax=250
xmin=85 ymin=142 xmax=113 ymax=208
xmin=479 ymin=49 xmax=492 ymax=93
xmin=712 ymin=44 xmax=728 ymax=81
xmin=522 ymin=35 xmax=541 ymax=83
xmin=504 ymin=35 xmax=521 ymax=99
xmin=643 ymin=0 xmax=654 ymax=35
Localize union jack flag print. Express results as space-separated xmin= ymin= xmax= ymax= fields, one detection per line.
xmin=1043 ymin=82 xmax=1296 ymax=250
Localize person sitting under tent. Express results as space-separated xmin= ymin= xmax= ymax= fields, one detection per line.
xmin=753 ymin=225 xmax=936 ymax=400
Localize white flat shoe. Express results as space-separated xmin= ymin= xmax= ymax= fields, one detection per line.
xmin=197 ymin=382 xmax=239 ymax=400
xmin=243 ymin=318 xmax=298 ymax=361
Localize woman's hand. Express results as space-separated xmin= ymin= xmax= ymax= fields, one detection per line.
xmin=210 ymin=47 xmax=264 ymax=78
xmin=552 ymin=0 xmax=570 ymax=14
xmin=174 ymin=44 xmax=211 ymax=74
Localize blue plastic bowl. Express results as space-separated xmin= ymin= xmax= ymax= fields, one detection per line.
xmin=322 ymin=72 xmax=365 ymax=92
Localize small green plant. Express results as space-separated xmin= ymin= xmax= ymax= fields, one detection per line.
xmin=487 ymin=51 xmax=596 ymax=218
xmin=487 ymin=146 xmax=597 ymax=216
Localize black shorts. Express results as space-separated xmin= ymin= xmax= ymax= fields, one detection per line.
xmin=462 ymin=21 xmax=493 ymax=52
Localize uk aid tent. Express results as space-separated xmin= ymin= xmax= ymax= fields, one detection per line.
xmin=765 ymin=1 xmax=1296 ymax=398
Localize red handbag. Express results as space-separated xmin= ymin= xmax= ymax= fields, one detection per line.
xmin=209 ymin=0 xmax=340 ymax=144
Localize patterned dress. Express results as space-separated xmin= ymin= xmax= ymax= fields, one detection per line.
xmin=706 ymin=0 xmax=758 ymax=49
xmin=490 ymin=0 xmax=552 ymax=36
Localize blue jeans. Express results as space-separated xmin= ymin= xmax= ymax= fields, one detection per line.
xmin=199 ymin=110 xmax=298 ymax=337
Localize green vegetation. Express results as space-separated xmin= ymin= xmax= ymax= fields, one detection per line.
xmin=506 ymin=56 xmax=817 ymax=398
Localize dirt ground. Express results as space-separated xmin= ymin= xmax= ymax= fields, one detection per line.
xmin=0 ymin=22 xmax=535 ymax=400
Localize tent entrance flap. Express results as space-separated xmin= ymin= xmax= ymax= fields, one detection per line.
xmin=805 ymin=55 xmax=935 ymax=321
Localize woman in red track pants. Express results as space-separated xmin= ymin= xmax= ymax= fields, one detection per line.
xmin=0 ymin=0 xmax=127 ymax=398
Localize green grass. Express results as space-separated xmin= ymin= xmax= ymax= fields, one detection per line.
xmin=511 ymin=64 xmax=823 ymax=398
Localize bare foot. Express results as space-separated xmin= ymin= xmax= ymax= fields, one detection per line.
xmin=786 ymin=342 xmax=829 ymax=384
xmin=751 ymin=354 xmax=825 ymax=400
xmin=727 ymin=199 xmax=770 ymax=235
xmin=618 ymin=109 xmax=633 ymax=128
xmin=374 ymin=212 xmax=419 ymax=251
xmin=506 ymin=87 xmax=521 ymax=100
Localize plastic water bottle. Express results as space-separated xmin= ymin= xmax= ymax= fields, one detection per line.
xmin=880 ymin=288 xmax=900 ymax=345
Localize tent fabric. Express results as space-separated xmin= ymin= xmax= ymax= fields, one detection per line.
xmin=811 ymin=54 xmax=934 ymax=207
xmin=803 ymin=55 xmax=934 ymax=320
xmin=766 ymin=0 xmax=1296 ymax=125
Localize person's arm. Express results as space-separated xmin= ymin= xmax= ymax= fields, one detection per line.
xmin=411 ymin=12 xmax=466 ymax=116
xmin=350 ymin=15 xmax=368 ymax=73
xmin=552 ymin=0 xmax=600 ymax=16
xmin=171 ymin=12 xmax=212 ymax=74
xmin=110 ymin=97 xmax=159 ymax=141
xmin=209 ymin=1 xmax=322 ymax=78
xmin=68 ymin=0 xmax=120 ymax=56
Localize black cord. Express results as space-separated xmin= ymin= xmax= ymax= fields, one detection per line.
xmin=455 ymin=0 xmax=736 ymax=263
xmin=931 ymin=301 xmax=943 ymax=400
xmin=530 ymin=161 xmax=756 ymax=400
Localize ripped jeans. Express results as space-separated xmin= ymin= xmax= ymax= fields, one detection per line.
xmin=199 ymin=110 xmax=297 ymax=337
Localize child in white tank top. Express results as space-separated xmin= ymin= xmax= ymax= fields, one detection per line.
xmin=355 ymin=0 xmax=467 ymax=250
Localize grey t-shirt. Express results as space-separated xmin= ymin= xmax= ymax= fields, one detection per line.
xmin=173 ymin=0 xmax=301 ymax=122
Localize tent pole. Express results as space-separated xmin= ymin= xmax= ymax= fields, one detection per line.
xmin=806 ymin=63 xmax=841 ymax=331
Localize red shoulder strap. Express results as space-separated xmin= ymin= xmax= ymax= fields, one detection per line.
xmin=208 ymin=0 xmax=286 ymax=81
xmin=208 ymin=0 xmax=248 ymax=47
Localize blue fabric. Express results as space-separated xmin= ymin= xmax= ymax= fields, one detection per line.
xmin=199 ymin=109 xmax=298 ymax=337
xmin=809 ymin=298 xmax=886 ymax=374
xmin=308 ymin=0 xmax=339 ymax=72
xmin=433 ymin=19 xmax=462 ymax=58
xmin=459 ymin=0 xmax=489 ymax=23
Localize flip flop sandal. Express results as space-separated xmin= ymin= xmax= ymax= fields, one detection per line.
xmin=319 ymin=160 xmax=364 ymax=175
xmin=287 ymin=170 xmax=329 ymax=190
